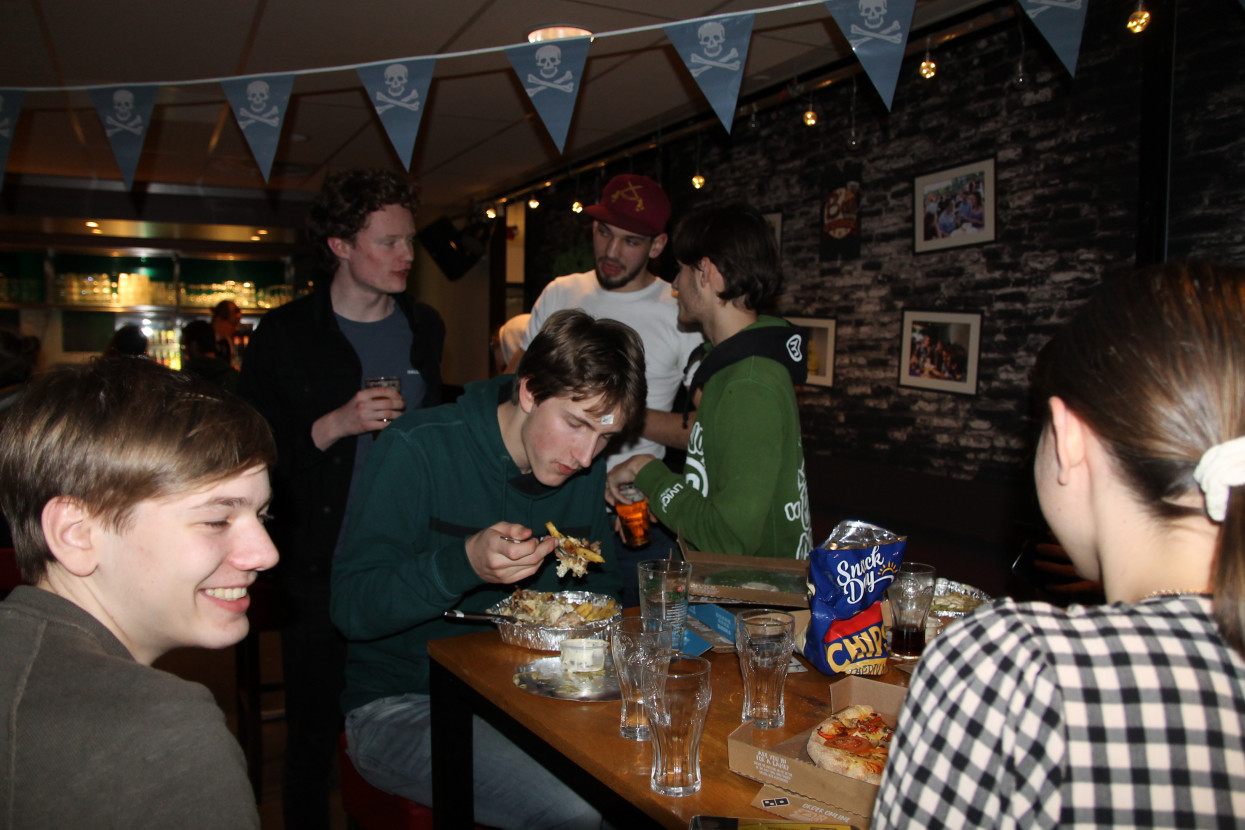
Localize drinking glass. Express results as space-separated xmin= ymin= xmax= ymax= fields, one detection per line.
xmin=609 ymin=617 xmax=673 ymax=740
xmin=887 ymin=562 xmax=937 ymax=660
xmin=735 ymin=609 xmax=795 ymax=728
xmin=363 ymin=376 xmax=401 ymax=437
xmin=642 ymin=654 xmax=712 ymax=797
xmin=638 ymin=559 xmax=691 ymax=651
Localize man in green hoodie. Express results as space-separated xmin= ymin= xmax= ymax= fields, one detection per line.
xmin=332 ymin=309 xmax=645 ymax=829
xmin=607 ymin=203 xmax=814 ymax=559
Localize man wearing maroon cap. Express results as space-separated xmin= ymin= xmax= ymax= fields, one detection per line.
xmin=508 ymin=174 xmax=703 ymax=594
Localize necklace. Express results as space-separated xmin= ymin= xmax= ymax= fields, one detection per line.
xmin=1141 ymin=588 xmax=1210 ymax=600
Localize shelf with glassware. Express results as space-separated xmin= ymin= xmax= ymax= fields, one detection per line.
xmin=0 ymin=249 xmax=311 ymax=366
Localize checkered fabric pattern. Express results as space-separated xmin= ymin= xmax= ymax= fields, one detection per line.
xmin=872 ymin=596 xmax=1245 ymax=829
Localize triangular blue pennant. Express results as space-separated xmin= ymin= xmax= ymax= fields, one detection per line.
xmin=666 ymin=14 xmax=754 ymax=133
xmin=824 ymin=0 xmax=915 ymax=110
xmin=357 ymin=58 xmax=436 ymax=171
xmin=222 ymin=74 xmax=295 ymax=182
xmin=1020 ymin=0 xmax=1088 ymax=77
xmin=0 ymin=90 xmax=25 ymax=193
xmin=506 ymin=38 xmax=590 ymax=153
xmin=89 ymin=85 xmax=157 ymax=189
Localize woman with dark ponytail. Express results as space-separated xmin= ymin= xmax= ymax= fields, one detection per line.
xmin=874 ymin=261 xmax=1245 ymax=829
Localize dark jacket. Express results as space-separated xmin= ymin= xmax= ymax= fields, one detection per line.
xmin=238 ymin=287 xmax=445 ymax=576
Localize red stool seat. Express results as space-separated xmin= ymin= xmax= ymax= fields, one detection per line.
xmin=338 ymin=733 xmax=444 ymax=830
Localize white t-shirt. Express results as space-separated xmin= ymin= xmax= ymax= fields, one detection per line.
xmin=521 ymin=271 xmax=704 ymax=469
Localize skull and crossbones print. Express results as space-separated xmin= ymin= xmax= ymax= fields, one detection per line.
xmin=848 ymin=0 xmax=903 ymax=47
xmin=105 ymin=89 xmax=144 ymax=137
xmin=525 ymin=44 xmax=575 ymax=96
xmin=690 ymin=21 xmax=741 ymax=77
xmin=376 ymin=63 xmax=421 ymax=113
xmin=238 ymin=80 xmax=280 ymax=129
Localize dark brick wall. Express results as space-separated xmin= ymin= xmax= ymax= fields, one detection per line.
xmin=523 ymin=1 xmax=1245 ymax=494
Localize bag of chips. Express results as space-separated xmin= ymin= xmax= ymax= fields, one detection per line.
xmin=801 ymin=520 xmax=906 ymax=676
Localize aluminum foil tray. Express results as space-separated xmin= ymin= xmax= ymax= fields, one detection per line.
xmin=486 ymin=590 xmax=620 ymax=652
xmin=930 ymin=578 xmax=992 ymax=618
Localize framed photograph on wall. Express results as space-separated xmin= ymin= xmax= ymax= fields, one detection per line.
xmin=914 ymin=157 xmax=995 ymax=253
xmin=789 ymin=317 xmax=835 ymax=387
xmin=899 ymin=310 xmax=981 ymax=395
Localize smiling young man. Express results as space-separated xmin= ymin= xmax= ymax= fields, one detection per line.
xmin=238 ymin=168 xmax=445 ymax=829
xmin=0 ymin=357 xmax=277 ymax=829
xmin=332 ymin=309 xmax=646 ymax=829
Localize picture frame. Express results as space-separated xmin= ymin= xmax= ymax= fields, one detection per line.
xmin=913 ymin=157 xmax=995 ymax=253
xmin=789 ymin=317 xmax=835 ymax=387
xmin=898 ymin=310 xmax=981 ymax=395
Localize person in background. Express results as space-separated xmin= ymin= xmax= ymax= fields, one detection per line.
xmin=0 ymin=356 xmax=277 ymax=829
xmin=873 ymin=261 xmax=1245 ymax=828
xmin=181 ymin=319 xmax=239 ymax=393
xmin=103 ymin=323 xmax=148 ymax=357
xmin=607 ymin=203 xmax=813 ymax=559
xmin=333 ymin=309 xmax=645 ymax=829
xmin=491 ymin=311 xmax=529 ymax=375
xmin=211 ymin=300 xmax=242 ymax=365
xmin=0 ymin=328 xmax=39 ymax=415
xmin=507 ymin=174 xmax=703 ymax=599
xmin=238 ymin=169 xmax=445 ymax=830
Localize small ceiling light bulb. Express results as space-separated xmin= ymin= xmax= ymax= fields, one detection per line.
xmin=920 ymin=39 xmax=936 ymax=79
xmin=571 ymin=201 xmax=583 ymax=213
xmin=528 ymin=196 xmax=540 ymax=209
xmin=803 ymin=109 xmax=817 ymax=126
xmin=691 ymin=174 xmax=705 ymax=190
xmin=485 ymin=207 xmax=498 ymax=220
xmin=1127 ymin=2 xmax=1150 ymax=33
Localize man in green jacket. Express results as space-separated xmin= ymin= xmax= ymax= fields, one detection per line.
xmin=332 ymin=309 xmax=646 ymax=829
xmin=608 ymin=204 xmax=814 ymax=559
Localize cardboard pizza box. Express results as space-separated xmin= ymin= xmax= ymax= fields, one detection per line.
xmin=685 ymin=549 xmax=810 ymax=607
xmin=750 ymin=783 xmax=868 ymax=829
xmin=727 ymin=675 xmax=907 ymax=822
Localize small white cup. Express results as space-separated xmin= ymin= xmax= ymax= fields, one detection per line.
xmin=560 ymin=638 xmax=606 ymax=673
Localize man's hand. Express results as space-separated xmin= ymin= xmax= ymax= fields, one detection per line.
xmin=311 ymin=387 xmax=405 ymax=450
xmin=465 ymin=523 xmax=558 ymax=584
xmin=605 ymin=454 xmax=656 ymax=506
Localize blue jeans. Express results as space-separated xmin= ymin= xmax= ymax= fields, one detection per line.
xmin=345 ymin=693 xmax=606 ymax=830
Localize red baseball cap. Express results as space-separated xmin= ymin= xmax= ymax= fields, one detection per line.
xmin=585 ymin=174 xmax=671 ymax=238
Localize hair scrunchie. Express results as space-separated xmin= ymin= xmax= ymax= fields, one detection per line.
xmin=1193 ymin=435 xmax=1245 ymax=522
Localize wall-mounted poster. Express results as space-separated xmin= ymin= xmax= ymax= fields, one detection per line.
xmin=898 ymin=310 xmax=981 ymax=395
xmin=820 ymin=163 xmax=861 ymax=262
xmin=914 ymin=157 xmax=995 ymax=253
xmin=788 ymin=317 xmax=835 ymax=387
xmin=763 ymin=212 xmax=783 ymax=251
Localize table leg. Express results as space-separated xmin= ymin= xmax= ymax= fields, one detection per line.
xmin=430 ymin=659 xmax=474 ymax=830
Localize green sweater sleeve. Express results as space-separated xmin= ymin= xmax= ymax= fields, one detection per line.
xmin=331 ymin=425 xmax=483 ymax=641
xmin=635 ymin=365 xmax=793 ymax=555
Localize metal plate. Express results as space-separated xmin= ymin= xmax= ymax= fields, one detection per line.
xmin=513 ymin=656 xmax=621 ymax=702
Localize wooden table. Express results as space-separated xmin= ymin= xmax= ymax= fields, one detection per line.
xmin=428 ymin=625 xmax=909 ymax=830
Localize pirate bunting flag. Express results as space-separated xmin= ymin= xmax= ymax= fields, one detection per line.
xmin=357 ymin=58 xmax=436 ymax=171
xmin=0 ymin=90 xmax=25 ymax=193
xmin=1020 ymin=0 xmax=1089 ymax=77
xmin=665 ymin=14 xmax=754 ymax=133
xmin=222 ymin=74 xmax=295 ymax=182
xmin=506 ymin=37 xmax=591 ymax=154
xmin=823 ymin=0 xmax=915 ymax=110
xmin=89 ymin=85 xmax=157 ymax=190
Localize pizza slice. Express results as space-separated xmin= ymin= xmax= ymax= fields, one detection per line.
xmin=546 ymin=521 xmax=605 ymax=578
xmin=805 ymin=703 xmax=894 ymax=784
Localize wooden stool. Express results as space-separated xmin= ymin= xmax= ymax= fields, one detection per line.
xmin=234 ymin=577 xmax=285 ymax=801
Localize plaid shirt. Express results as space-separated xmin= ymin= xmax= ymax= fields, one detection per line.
xmin=873 ymin=596 xmax=1245 ymax=829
